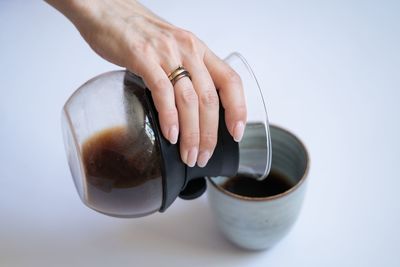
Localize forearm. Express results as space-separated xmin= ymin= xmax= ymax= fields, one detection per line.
xmin=45 ymin=0 xmax=92 ymax=23
xmin=45 ymin=0 xmax=155 ymax=23
xmin=45 ymin=0 xmax=162 ymax=38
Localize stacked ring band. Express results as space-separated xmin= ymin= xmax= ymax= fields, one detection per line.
xmin=168 ymin=65 xmax=191 ymax=86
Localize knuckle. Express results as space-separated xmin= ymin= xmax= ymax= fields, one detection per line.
xmin=232 ymin=104 xmax=247 ymax=120
xmin=131 ymin=40 xmax=153 ymax=58
xmin=181 ymin=132 xmax=200 ymax=147
xmin=125 ymin=54 xmax=138 ymax=72
xmin=158 ymin=32 xmax=172 ymax=44
xmin=161 ymin=107 xmax=178 ymax=118
xmin=179 ymin=87 xmax=198 ymax=105
xmin=127 ymin=39 xmax=138 ymax=54
xmin=176 ymin=29 xmax=199 ymax=52
xmin=158 ymin=34 xmax=176 ymax=51
xmin=162 ymin=42 xmax=176 ymax=55
xmin=201 ymin=131 xmax=217 ymax=148
xmin=152 ymin=78 xmax=171 ymax=92
xmin=200 ymin=90 xmax=219 ymax=108
xmin=223 ymin=68 xmax=242 ymax=85
xmin=177 ymin=29 xmax=195 ymax=41
xmin=239 ymin=104 xmax=247 ymax=116
xmin=141 ymin=42 xmax=154 ymax=57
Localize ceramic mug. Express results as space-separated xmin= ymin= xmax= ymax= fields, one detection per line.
xmin=207 ymin=125 xmax=310 ymax=250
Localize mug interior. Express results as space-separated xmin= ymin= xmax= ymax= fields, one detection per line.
xmin=209 ymin=125 xmax=309 ymax=200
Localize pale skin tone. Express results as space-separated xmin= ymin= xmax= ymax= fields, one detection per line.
xmin=46 ymin=0 xmax=247 ymax=167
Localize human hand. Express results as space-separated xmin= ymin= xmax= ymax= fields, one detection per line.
xmin=46 ymin=0 xmax=247 ymax=167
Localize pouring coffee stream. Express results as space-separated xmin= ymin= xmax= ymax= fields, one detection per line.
xmin=62 ymin=53 xmax=272 ymax=218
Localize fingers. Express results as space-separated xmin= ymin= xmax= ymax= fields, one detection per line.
xmin=131 ymin=35 xmax=244 ymax=168
xmin=204 ymin=50 xmax=247 ymax=142
xmin=184 ymin=59 xmax=219 ymax=168
xmin=132 ymin=50 xmax=246 ymax=169
xmin=143 ymin=56 xmax=217 ymax=168
xmin=139 ymin=62 xmax=179 ymax=145
xmin=133 ymin=54 xmax=202 ymax=167
xmin=173 ymin=77 xmax=200 ymax=167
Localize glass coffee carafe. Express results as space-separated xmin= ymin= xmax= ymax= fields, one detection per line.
xmin=62 ymin=52 xmax=271 ymax=218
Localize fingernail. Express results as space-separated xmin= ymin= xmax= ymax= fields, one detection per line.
xmin=169 ymin=126 xmax=178 ymax=144
xmin=233 ymin=121 xmax=245 ymax=142
xmin=197 ymin=151 xmax=210 ymax=168
xmin=186 ymin=147 xmax=198 ymax=167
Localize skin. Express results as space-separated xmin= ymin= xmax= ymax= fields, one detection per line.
xmin=46 ymin=0 xmax=247 ymax=168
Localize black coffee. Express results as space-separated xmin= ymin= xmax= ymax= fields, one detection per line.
xmin=81 ymin=126 xmax=162 ymax=216
xmin=221 ymin=171 xmax=294 ymax=198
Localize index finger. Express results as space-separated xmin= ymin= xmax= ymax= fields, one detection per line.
xmin=138 ymin=61 xmax=180 ymax=145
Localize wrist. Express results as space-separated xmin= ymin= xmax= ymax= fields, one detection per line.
xmin=45 ymin=0 xmax=98 ymax=24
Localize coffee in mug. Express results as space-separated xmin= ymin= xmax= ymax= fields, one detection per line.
xmin=207 ymin=125 xmax=310 ymax=250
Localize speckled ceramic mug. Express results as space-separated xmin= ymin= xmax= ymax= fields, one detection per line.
xmin=207 ymin=125 xmax=310 ymax=250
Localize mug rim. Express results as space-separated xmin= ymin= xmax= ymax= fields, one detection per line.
xmin=207 ymin=124 xmax=310 ymax=202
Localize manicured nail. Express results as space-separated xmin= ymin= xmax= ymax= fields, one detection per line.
xmin=233 ymin=121 xmax=245 ymax=142
xmin=169 ymin=126 xmax=178 ymax=144
xmin=197 ymin=151 xmax=210 ymax=168
xmin=186 ymin=147 xmax=198 ymax=167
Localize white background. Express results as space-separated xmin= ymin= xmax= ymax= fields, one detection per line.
xmin=1 ymin=1 xmax=399 ymax=266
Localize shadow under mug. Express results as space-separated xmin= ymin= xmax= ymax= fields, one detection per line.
xmin=207 ymin=125 xmax=310 ymax=250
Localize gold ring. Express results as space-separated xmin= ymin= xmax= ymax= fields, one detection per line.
xmin=168 ymin=65 xmax=191 ymax=85
xmin=171 ymin=70 xmax=191 ymax=86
